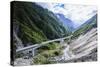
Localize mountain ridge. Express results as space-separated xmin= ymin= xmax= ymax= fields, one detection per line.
xmin=56 ymin=13 xmax=75 ymax=32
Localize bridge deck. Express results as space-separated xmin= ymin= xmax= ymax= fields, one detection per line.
xmin=16 ymin=35 xmax=72 ymax=52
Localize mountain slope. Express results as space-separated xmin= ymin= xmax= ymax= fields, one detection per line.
xmin=72 ymin=14 xmax=97 ymax=39
xmin=12 ymin=1 xmax=70 ymax=48
xmin=78 ymin=14 xmax=97 ymax=29
xmin=56 ymin=13 xmax=75 ymax=32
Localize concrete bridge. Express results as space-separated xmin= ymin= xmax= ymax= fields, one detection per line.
xmin=16 ymin=35 xmax=73 ymax=57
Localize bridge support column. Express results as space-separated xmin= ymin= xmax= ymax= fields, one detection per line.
xmin=60 ymin=39 xmax=67 ymax=47
xmin=60 ymin=39 xmax=64 ymax=45
xmin=32 ymin=48 xmax=35 ymax=57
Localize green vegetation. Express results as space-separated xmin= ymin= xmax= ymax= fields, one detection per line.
xmin=32 ymin=42 xmax=63 ymax=64
xmin=72 ymin=15 xmax=97 ymax=39
xmin=33 ymin=48 xmax=63 ymax=64
xmin=12 ymin=1 xmax=68 ymax=47
xmin=33 ymin=50 xmax=62 ymax=64
xmin=37 ymin=42 xmax=62 ymax=53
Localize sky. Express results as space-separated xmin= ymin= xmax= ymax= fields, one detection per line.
xmin=36 ymin=3 xmax=97 ymax=28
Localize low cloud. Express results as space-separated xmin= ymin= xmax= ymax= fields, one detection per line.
xmin=36 ymin=3 xmax=97 ymax=28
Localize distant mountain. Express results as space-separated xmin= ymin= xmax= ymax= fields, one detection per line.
xmin=80 ymin=14 xmax=97 ymax=28
xmin=56 ymin=13 xmax=75 ymax=32
xmin=72 ymin=14 xmax=97 ymax=39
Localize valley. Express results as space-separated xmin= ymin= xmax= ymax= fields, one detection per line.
xmin=11 ymin=1 xmax=97 ymax=66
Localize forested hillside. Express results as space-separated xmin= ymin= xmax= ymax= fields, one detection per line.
xmin=12 ymin=1 xmax=70 ymax=48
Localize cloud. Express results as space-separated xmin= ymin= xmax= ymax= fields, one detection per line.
xmin=36 ymin=3 xmax=97 ymax=28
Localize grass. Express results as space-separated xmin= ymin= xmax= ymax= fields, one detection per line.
xmin=32 ymin=42 xmax=63 ymax=64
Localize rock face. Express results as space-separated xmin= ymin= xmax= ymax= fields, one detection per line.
xmin=72 ymin=14 xmax=97 ymax=39
xmin=14 ymin=58 xmax=33 ymax=66
xmin=48 ymin=28 xmax=97 ymax=63
xmin=68 ymin=28 xmax=97 ymax=62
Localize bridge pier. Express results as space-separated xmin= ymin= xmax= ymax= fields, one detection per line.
xmin=60 ymin=39 xmax=65 ymax=46
xmin=60 ymin=39 xmax=67 ymax=47
xmin=32 ymin=48 xmax=35 ymax=57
